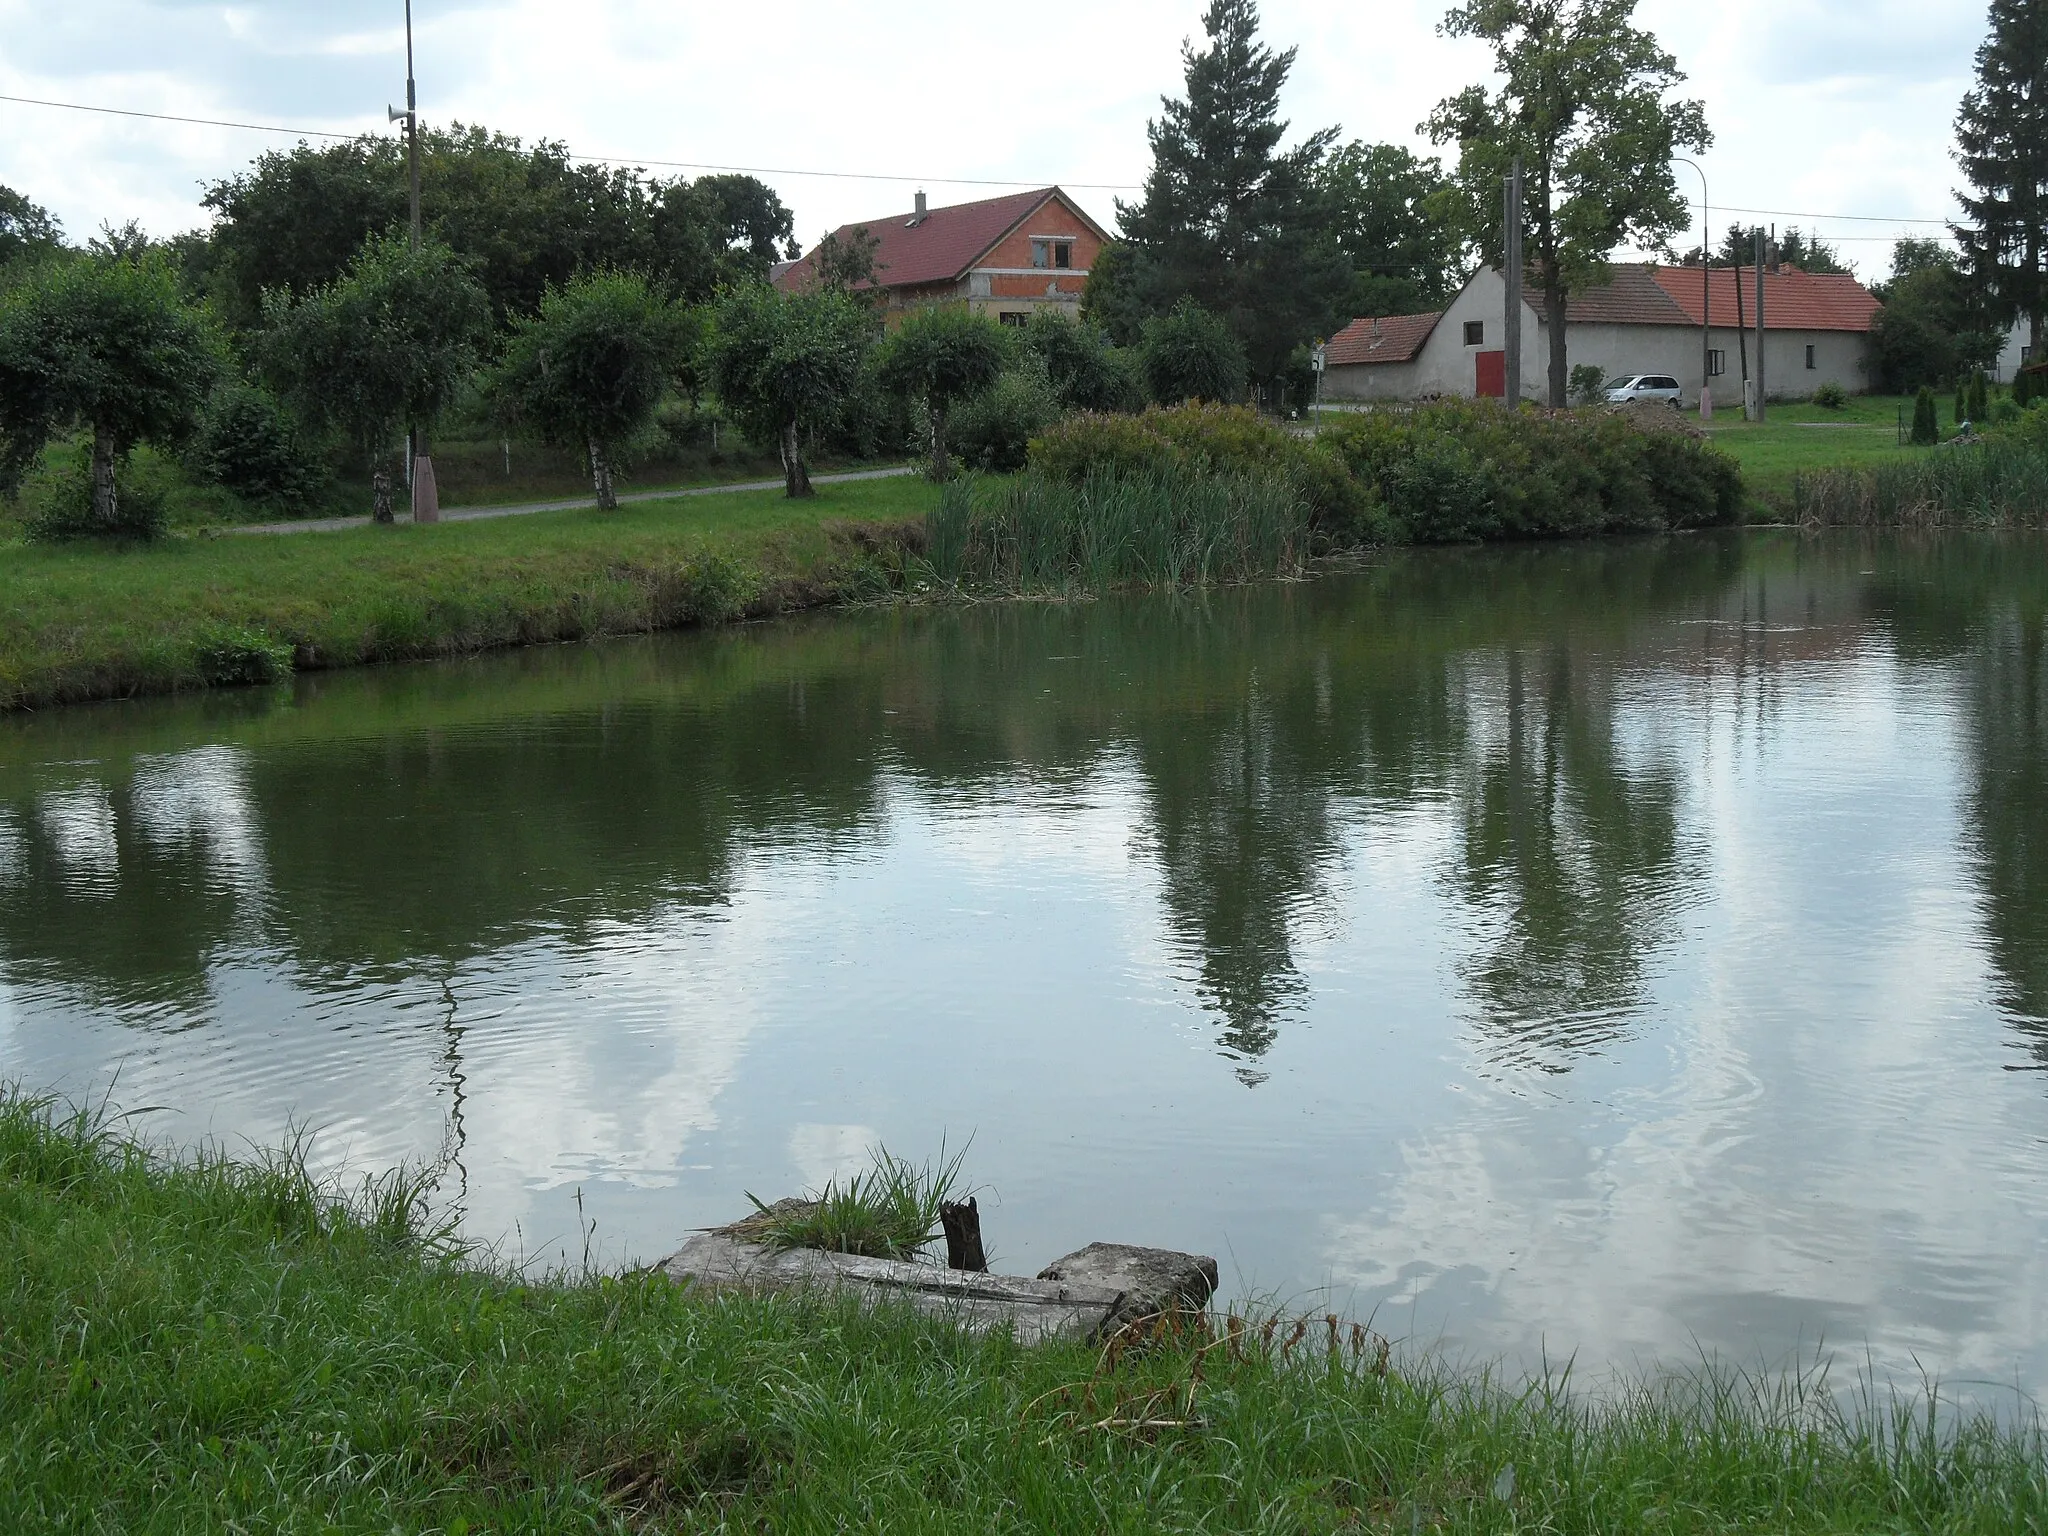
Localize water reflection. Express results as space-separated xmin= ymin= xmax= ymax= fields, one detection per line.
xmin=6 ymin=531 xmax=2048 ymax=1392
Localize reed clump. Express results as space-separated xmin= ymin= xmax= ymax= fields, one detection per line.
xmin=925 ymin=468 xmax=1313 ymax=593
xmin=1793 ymin=439 xmax=2048 ymax=526
xmin=739 ymin=1144 xmax=967 ymax=1261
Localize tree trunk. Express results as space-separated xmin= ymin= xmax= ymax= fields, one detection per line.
xmin=1544 ymin=279 xmax=1569 ymax=409
xmin=588 ymin=436 xmax=617 ymax=510
xmin=928 ymin=401 xmax=951 ymax=482
xmin=780 ymin=420 xmax=813 ymax=498
xmin=89 ymin=427 xmax=119 ymax=531
xmin=371 ymin=464 xmax=394 ymax=524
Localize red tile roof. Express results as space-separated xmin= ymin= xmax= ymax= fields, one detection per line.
xmin=778 ymin=187 xmax=1106 ymax=292
xmin=1650 ymin=264 xmax=1880 ymax=332
xmin=1523 ymin=264 xmax=1693 ymax=327
xmin=1326 ymin=311 xmax=1442 ymax=366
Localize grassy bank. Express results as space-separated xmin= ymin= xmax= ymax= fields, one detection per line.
xmin=1698 ymin=394 xmax=1962 ymax=511
xmin=0 ymin=477 xmax=935 ymax=713
xmin=3 ymin=1090 xmax=2042 ymax=1532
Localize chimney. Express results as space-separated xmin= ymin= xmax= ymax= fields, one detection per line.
xmin=907 ymin=190 xmax=928 ymax=226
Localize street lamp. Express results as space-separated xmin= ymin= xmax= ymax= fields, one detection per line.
xmin=386 ymin=2 xmax=437 ymax=521
xmin=1673 ymin=157 xmax=1710 ymax=422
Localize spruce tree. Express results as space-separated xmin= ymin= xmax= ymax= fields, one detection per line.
xmin=1107 ymin=0 xmax=1352 ymax=389
xmin=1914 ymin=385 xmax=1941 ymax=445
xmin=1955 ymin=0 xmax=2048 ymax=356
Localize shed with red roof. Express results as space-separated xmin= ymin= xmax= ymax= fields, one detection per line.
xmin=777 ymin=186 xmax=1111 ymax=328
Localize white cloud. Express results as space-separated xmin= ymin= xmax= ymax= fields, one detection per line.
xmin=0 ymin=0 xmax=1986 ymax=274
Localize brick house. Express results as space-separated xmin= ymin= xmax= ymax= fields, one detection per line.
xmin=775 ymin=186 xmax=1110 ymax=327
xmin=1323 ymin=263 xmax=1883 ymax=404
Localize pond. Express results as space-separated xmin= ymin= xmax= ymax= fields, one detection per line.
xmin=4 ymin=530 xmax=2047 ymax=1396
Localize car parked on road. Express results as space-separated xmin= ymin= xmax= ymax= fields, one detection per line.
xmin=1604 ymin=374 xmax=1684 ymax=407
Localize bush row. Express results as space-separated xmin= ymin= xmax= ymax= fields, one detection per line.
xmin=1026 ymin=401 xmax=1744 ymax=548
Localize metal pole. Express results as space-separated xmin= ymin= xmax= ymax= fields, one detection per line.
xmin=1754 ymin=225 xmax=1766 ymax=424
xmin=401 ymin=0 xmax=439 ymax=522
xmin=1503 ymin=155 xmax=1523 ymax=407
xmin=405 ymin=0 xmax=421 ymax=252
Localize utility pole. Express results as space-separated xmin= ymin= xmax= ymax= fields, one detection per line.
xmin=1675 ymin=159 xmax=1709 ymax=420
xmin=1754 ymin=225 xmax=1767 ymax=425
xmin=389 ymin=1 xmax=438 ymax=522
xmin=1503 ymin=155 xmax=1523 ymax=407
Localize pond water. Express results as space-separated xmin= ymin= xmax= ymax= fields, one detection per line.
xmin=5 ymin=530 xmax=2048 ymax=1395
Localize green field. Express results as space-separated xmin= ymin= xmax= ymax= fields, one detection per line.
xmin=0 ymin=476 xmax=936 ymax=713
xmin=1699 ymin=394 xmax=1959 ymax=510
xmin=2 ymin=1091 xmax=2041 ymax=1533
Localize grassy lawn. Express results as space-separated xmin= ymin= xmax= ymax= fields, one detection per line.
xmin=2 ymin=1091 xmax=2040 ymax=1533
xmin=0 ymin=476 xmax=938 ymax=712
xmin=1699 ymin=393 xmax=1960 ymax=511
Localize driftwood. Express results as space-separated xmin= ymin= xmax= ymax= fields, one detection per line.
xmin=939 ymin=1197 xmax=988 ymax=1272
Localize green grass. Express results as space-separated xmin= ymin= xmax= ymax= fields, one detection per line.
xmin=0 ymin=476 xmax=937 ymax=712
xmin=1701 ymin=394 xmax=1966 ymax=510
xmin=740 ymin=1144 xmax=969 ymax=1261
xmin=4 ymin=1088 xmax=2044 ymax=1533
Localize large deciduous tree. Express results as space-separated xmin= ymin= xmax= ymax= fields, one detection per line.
xmin=1102 ymin=0 xmax=1352 ymax=388
xmin=0 ymin=253 xmax=218 ymax=531
xmin=877 ymin=306 xmax=1011 ymax=480
xmin=706 ymin=284 xmax=872 ymax=498
xmin=1141 ymin=298 xmax=1248 ymax=405
xmin=491 ymin=271 xmax=690 ymax=510
xmin=1955 ymin=0 xmax=2048 ymax=356
xmin=1318 ymin=142 xmax=1463 ymax=317
xmin=1868 ymin=239 xmax=2002 ymax=393
xmin=1426 ymin=0 xmax=1710 ymax=407
xmin=0 ymin=186 xmax=65 ymax=275
xmin=261 ymin=234 xmax=490 ymax=522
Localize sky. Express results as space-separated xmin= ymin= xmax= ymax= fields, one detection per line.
xmin=0 ymin=0 xmax=1990 ymax=280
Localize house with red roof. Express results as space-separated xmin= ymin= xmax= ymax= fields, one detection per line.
xmin=775 ymin=186 xmax=1111 ymax=327
xmin=1324 ymin=263 xmax=1883 ymax=405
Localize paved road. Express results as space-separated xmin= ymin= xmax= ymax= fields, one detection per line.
xmin=228 ymin=465 xmax=916 ymax=536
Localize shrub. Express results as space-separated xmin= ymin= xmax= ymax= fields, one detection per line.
xmin=1140 ymin=299 xmax=1246 ymax=404
xmin=1911 ymin=386 xmax=1940 ymax=446
xmin=21 ymin=453 xmax=169 ymax=543
xmin=188 ymin=384 xmax=323 ymax=509
xmin=1020 ymin=312 xmax=1146 ymax=413
xmin=2017 ymin=367 xmax=2037 ymax=408
xmin=950 ymin=363 xmax=1063 ymax=473
xmin=1811 ymin=380 xmax=1848 ymax=410
xmin=191 ymin=625 xmax=294 ymax=687
xmin=1569 ymin=363 xmax=1608 ymax=406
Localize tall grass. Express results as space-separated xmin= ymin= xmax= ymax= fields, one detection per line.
xmin=1792 ymin=440 xmax=2048 ymax=526
xmin=741 ymin=1143 xmax=968 ymax=1260
xmin=925 ymin=469 xmax=1312 ymax=593
xmin=3 ymin=1085 xmax=2046 ymax=1530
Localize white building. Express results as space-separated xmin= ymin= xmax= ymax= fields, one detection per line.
xmin=1323 ymin=264 xmax=1882 ymax=405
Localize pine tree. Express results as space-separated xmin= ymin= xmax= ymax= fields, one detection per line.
xmin=1955 ymin=0 xmax=2048 ymax=352
xmin=1107 ymin=0 xmax=1352 ymax=388
xmin=1914 ymin=385 xmax=1941 ymax=445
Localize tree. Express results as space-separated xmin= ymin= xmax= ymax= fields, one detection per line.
xmin=807 ymin=226 xmax=885 ymax=300
xmin=1911 ymin=385 xmax=1940 ymax=445
xmin=1141 ymin=298 xmax=1249 ymax=404
xmin=1107 ymin=0 xmax=1353 ymax=386
xmin=1868 ymin=240 xmax=2002 ymax=393
xmin=877 ymin=305 xmax=1011 ymax=479
xmin=1955 ymin=0 xmax=2048 ymax=358
xmin=1318 ymin=142 xmax=1462 ymax=317
xmin=0 ymin=252 xmax=218 ymax=532
xmin=1020 ymin=311 xmax=1146 ymax=412
xmin=0 ymin=186 xmax=64 ymax=273
xmin=262 ymin=234 xmax=490 ymax=522
xmin=492 ymin=271 xmax=689 ymax=509
xmin=706 ymin=284 xmax=872 ymax=498
xmin=1427 ymin=0 xmax=1711 ymax=406
xmin=1685 ymin=223 xmax=1849 ymax=275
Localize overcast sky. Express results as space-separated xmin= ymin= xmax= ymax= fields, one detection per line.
xmin=0 ymin=0 xmax=1987 ymax=279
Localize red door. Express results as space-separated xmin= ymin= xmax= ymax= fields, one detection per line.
xmin=1474 ymin=350 xmax=1506 ymax=398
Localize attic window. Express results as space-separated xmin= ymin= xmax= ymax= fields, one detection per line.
xmin=1463 ymin=320 xmax=1485 ymax=346
xmin=1054 ymin=243 xmax=1071 ymax=270
xmin=1032 ymin=239 xmax=1075 ymax=270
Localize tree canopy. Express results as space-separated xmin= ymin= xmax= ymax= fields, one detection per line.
xmin=1955 ymin=0 xmax=2048 ymax=345
xmin=261 ymin=234 xmax=491 ymax=521
xmin=491 ymin=271 xmax=691 ymax=509
xmin=1319 ymin=142 xmax=1463 ymax=317
xmin=878 ymin=306 xmax=1011 ymax=479
xmin=1427 ymin=0 xmax=1710 ymax=406
xmin=1102 ymin=0 xmax=1351 ymax=388
xmin=706 ymin=285 xmax=872 ymax=498
xmin=1142 ymin=298 xmax=1249 ymax=405
xmin=0 ymin=186 xmax=64 ymax=274
xmin=0 ymin=252 xmax=218 ymax=531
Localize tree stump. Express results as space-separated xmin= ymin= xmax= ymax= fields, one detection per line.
xmin=940 ymin=1197 xmax=988 ymax=1273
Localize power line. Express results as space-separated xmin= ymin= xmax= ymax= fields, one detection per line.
xmin=0 ymin=90 xmax=1141 ymax=191
xmin=1709 ymin=202 xmax=1949 ymax=226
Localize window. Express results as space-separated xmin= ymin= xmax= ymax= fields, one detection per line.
xmin=1805 ymin=344 xmax=1817 ymax=370
xmin=1054 ymin=243 xmax=1072 ymax=270
xmin=1708 ymin=349 xmax=1726 ymax=377
xmin=1030 ymin=240 xmax=1049 ymax=269
xmin=1463 ymin=320 xmax=1485 ymax=346
xmin=998 ymin=311 xmax=1029 ymax=327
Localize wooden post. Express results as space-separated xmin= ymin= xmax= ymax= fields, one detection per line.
xmin=940 ymin=1197 xmax=988 ymax=1273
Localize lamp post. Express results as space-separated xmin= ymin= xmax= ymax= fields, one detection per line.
xmin=387 ymin=1 xmax=438 ymax=521
xmin=1674 ymin=157 xmax=1709 ymax=421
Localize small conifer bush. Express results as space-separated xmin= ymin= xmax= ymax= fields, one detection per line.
xmin=1912 ymin=385 xmax=1941 ymax=446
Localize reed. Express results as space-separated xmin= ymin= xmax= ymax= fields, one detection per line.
xmin=924 ymin=468 xmax=1312 ymax=593
xmin=1792 ymin=440 xmax=2048 ymax=526
xmin=741 ymin=1144 xmax=969 ymax=1261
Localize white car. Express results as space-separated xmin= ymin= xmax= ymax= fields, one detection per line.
xmin=1604 ymin=374 xmax=1684 ymax=407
